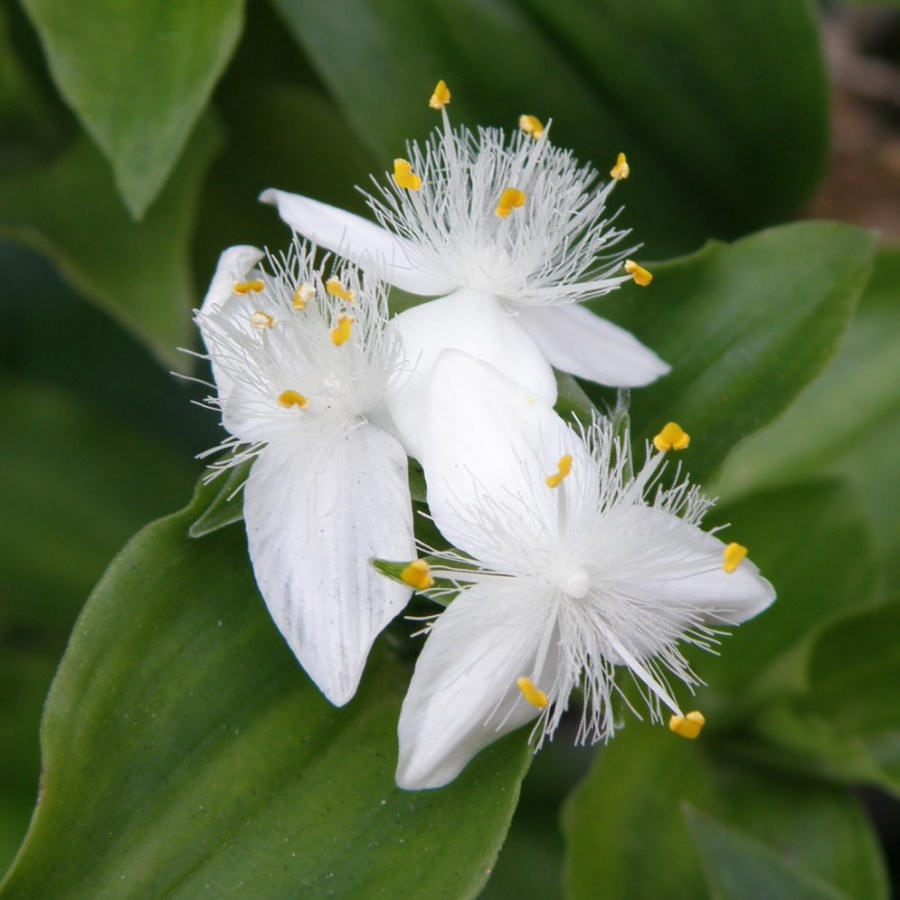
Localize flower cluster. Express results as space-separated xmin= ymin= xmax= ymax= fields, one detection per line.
xmin=194 ymin=81 xmax=774 ymax=791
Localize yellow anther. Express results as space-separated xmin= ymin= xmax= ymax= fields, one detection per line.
xmin=429 ymin=79 xmax=451 ymax=109
xmin=624 ymin=259 xmax=653 ymax=286
xmin=545 ymin=454 xmax=573 ymax=488
xmin=393 ymin=158 xmax=423 ymax=191
xmin=669 ymin=710 xmax=705 ymax=740
xmin=723 ymin=542 xmax=748 ymax=574
xmin=278 ymin=390 xmax=308 ymax=409
xmin=653 ymin=422 xmax=690 ymax=453
xmin=517 ymin=677 xmax=549 ymax=709
xmin=330 ymin=315 xmax=354 ymax=346
xmin=293 ymin=282 xmax=315 ymax=310
xmin=495 ymin=187 xmax=526 ymax=219
xmin=250 ymin=310 xmax=276 ymax=330
xmin=325 ymin=278 xmax=354 ymax=302
xmin=610 ymin=152 xmax=630 ymax=181
xmin=401 ymin=559 xmax=434 ymax=591
xmin=234 ymin=279 xmax=265 ymax=294
xmin=519 ymin=114 xmax=544 ymax=139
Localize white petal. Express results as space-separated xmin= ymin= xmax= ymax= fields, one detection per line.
xmin=244 ymin=425 xmax=415 ymax=706
xmin=259 ymin=189 xmax=454 ymax=296
xmin=517 ymin=303 xmax=670 ymax=387
xmin=598 ymin=504 xmax=775 ymax=655
xmin=197 ymin=245 xmax=265 ymax=400
xmin=418 ymin=350 xmax=594 ymax=567
xmin=396 ymin=581 xmax=555 ymax=790
xmin=200 ymin=245 xmax=265 ymax=316
xmin=386 ymin=289 xmax=558 ymax=460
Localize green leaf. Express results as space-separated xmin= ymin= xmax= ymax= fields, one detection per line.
xmin=1 ymin=494 xmax=530 ymax=898
xmin=0 ymin=380 xmax=196 ymax=631
xmin=562 ymin=726 xmax=888 ymax=899
xmin=21 ymin=0 xmax=243 ymax=218
xmin=585 ymin=222 xmax=876 ymax=482
xmin=481 ymin=741 xmax=585 ymax=900
xmin=554 ymin=372 xmax=601 ymax=428
xmin=713 ymin=247 xmax=900 ymax=588
xmin=684 ymin=805 xmax=850 ymax=900
xmin=806 ymin=603 xmax=900 ymax=734
xmin=747 ymin=604 xmax=900 ymax=798
xmin=271 ymin=0 xmax=828 ymax=256
xmin=188 ymin=459 xmax=252 ymax=539
xmin=0 ymin=4 xmax=63 ymax=164
xmin=0 ymin=118 xmax=220 ymax=369
xmin=696 ymin=479 xmax=877 ymax=712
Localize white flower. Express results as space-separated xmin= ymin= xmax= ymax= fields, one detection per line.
xmin=195 ymin=242 xmax=415 ymax=706
xmin=394 ymin=352 xmax=774 ymax=790
xmin=261 ymin=99 xmax=668 ymax=458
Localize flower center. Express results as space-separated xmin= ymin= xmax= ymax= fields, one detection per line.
xmin=553 ymin=565 xmax=590 ymax=599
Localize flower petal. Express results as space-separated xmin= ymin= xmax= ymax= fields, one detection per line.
xmin=386 ymin=289 xmax=558 ymax=460
xmin=259 ymin=189 xmax=454 ymax=296
xmin=516 ymin=302 xmax=670 ymax=387
xmin=244 ymin=424 xmax=415 ymax=706
xmin=596 ymin=504 xmax=775 ymax=658
xmin=419 ymin=349 xmax=594 ymax=567
xmin=197 ymin=245 xmax=265 ymax=403
xmin=396 ymin=581 xmax=555 ymax=790
xmin=200 ymin=244 xmax=265 ymax=315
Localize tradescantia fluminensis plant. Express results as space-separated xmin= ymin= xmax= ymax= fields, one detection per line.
xmin=0 ymin=2 xmax=897 ymax=898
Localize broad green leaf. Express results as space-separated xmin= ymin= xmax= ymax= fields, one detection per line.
xmin=0 ymin=4 xmax=63 ymax=166
xmin=695 ymin=479 xmax=877 ymax=713
xmin=562 ymin=725 xmax=888 ymax=899
xmin=21 ymin=0 xmax=243 ymax=218
xmin=713 ymin=248 xmax=900 ymax=588
xmin=684 ymin=806 xmax=849 ymax=900
xmin=0 ymin=118 xmax=219 ymax=369
xmin=585 ymin=223 xmax=876 ymax=482
xmin=732 ymin=704 xmax=899 ymax=798
xmin=745 ymin=605 xmax=900 ymax=798
xmin=0 ymin=380 xmax=196 ymax=631
xmin=0 ymin=493 xmax=530 ymax=898
xmin=272 ymin=0 xmax=827 ymax=256
xmin=806 ymin=603 xmax=900 ymax=734
xmin=481 ymin=819 xmax=563 ymax=900
xmin=482 ymin=741 xmax=586 ymax=900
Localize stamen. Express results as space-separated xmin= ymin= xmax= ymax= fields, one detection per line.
xmin=278 ymin=390 xmax=308 ymax=409
xmin=330 ymin=315 xmax=354 ymax=346
xmin=401 ymin=559 xmax=434 ymax=591
xmin=393 ymin=158 xmax=423 ymax=191
xmin=516 ymin=677 xmax=549 ymax=709
xmin=519 ymin=114 xmax=544 ymax=139
xmin=545 ymin=454 xmax=573 ymax=488
xmin=325 ymin=278 xmax=354 ymax=302
xmin=293 ymin=282 xmax=315 ymax=310
xmin=668 ymin=710 xmax=705 ymax=740
xmin=624 ymin=259 xmax=653 ymax=286
xmin=723 ymin=543 xmax=748 ymax=574
xmin=495 ymin=187 xmax=526 ymax=219
xmin=429 ymin=79 xmax=451 ymax=109
xmin=610 ymin=152 xmax=630 ymax=180
xmin=234 ymin=279 xmax=265 ymax=294
xmin=653 ymin=422 xmax=690 ymax=452
xmin=250 ymin=311 xmax=276 ymax=330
